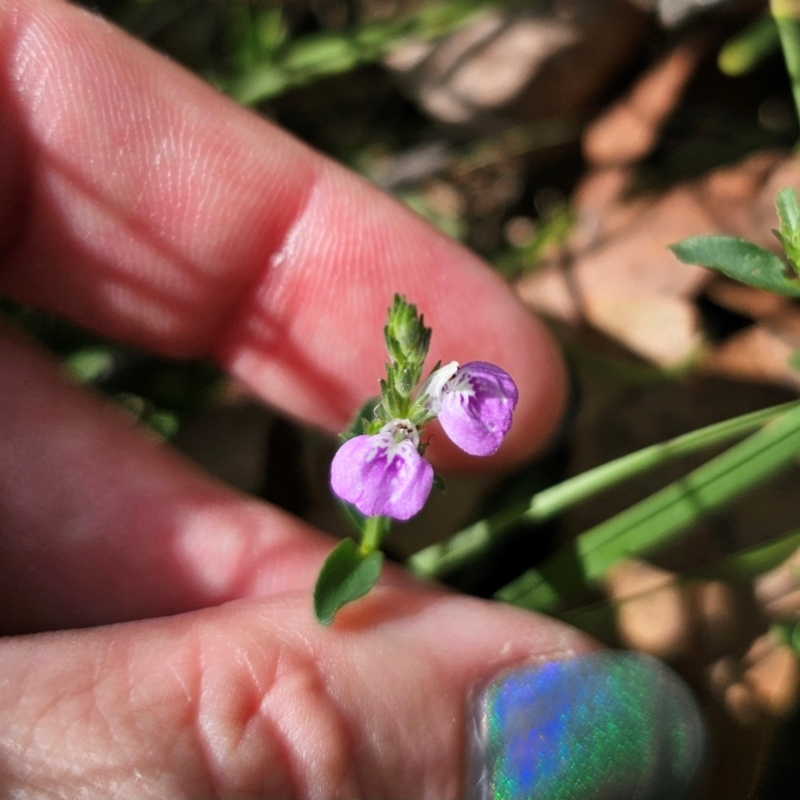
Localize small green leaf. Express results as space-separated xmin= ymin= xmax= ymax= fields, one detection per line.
xmin=229 ymin=65 xmax=291 ymax=105
xmin=433 ymin=472 xmax=446 ymax=492
xmin=146 ymin=410 xmax=180 ymax=439
xmin=776 ymin=187 xmax=800 ymax=233
xmin=282 ymin=35 xmax=359 ymax=75
xmin=64 ymin=347 xmax=116 ymax=383
xmin=775 ymin=188 xmax=800 ymax=273
xmin=670 ymin=235 xmax=800 ymax=297
xmin=342 ymin=396 xmax=381 ymax=440
xmin=717 ymin=14 xmax=779 ymax=76
xmin=313 ymin=539 xmax=384 ymax=625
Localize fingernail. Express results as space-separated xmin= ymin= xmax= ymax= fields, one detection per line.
xmin=466 ymin=652 xmax=705 ymax=800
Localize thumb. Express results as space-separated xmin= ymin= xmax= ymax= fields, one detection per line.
xmin=0 ymin=588 xmax=703 ymax=799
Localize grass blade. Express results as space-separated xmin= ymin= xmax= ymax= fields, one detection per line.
xmin=496 ymin=404 xmax=800 ymax=613
xmin=407 ymin=401 xmax=799 ymax=580
xmin=561 ymin=527 xmax=800 ymax=637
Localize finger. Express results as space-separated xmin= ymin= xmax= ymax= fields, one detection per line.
xmin=0 ymin=0 xmax=566 ymax=467
xmin=0 ymin=589 xmax=602 ymax=799
xmin=0 ymin=326 xmax=339 ymax=634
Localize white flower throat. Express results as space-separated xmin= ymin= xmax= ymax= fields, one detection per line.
xmin=367 ymin=419 xmax=419 ymax=462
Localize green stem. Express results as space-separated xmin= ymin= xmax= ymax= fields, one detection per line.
xmin=360 ymin=515 xmax=388 ymax=555
xmin=771 ymin=0 xmax=800 ymax=130
xmin=407 ymin=400 xmax=800 ymax=580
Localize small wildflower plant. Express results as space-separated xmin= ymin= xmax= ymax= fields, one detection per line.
xmin=313 ymin=295 xmax=518 ymax=624
xmin=305 ymin=5 xmax=800 ymax=667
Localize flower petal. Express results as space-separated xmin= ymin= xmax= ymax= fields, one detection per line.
xmin=416 ymin=360 xmax=459 ymax=418
xmin=438 ymin=361 xmax=519 ymax=456
xmin=330 ymin=433 xmax=433 ymax=520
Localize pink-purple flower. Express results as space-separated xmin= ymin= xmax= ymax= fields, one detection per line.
xmin=331 ymin=362 xmax=518 ymax=520
xmin=330 ymin=420 xmax=434 ymax=520
xmin=435 ymin=361 xmax=520 ymax=456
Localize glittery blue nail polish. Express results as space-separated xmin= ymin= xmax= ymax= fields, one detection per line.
xmin=466 ymin=652 xmax=705 ymax=800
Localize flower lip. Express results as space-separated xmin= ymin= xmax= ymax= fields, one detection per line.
xmin=330 ymin=419 xmax=433 ymax=520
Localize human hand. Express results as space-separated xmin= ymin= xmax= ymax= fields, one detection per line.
xmin=0 ymin=1 xmax=703 ymax=797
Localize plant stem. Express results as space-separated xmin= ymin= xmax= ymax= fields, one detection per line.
xmin=407 ymin=400 xmax=800 ymax=580
xmin=771 ymin=0 xmax=800 ymax=130
xmin=360 ymin=515 xmax=388 ymax=555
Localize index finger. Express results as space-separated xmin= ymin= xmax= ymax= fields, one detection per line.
xmin=0 ymin=0 xmax=565 ymax=465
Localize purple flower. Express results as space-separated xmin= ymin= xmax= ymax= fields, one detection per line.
xmin=330 ymin=420 xmax=433 ymax=520
xmin=434 ymin=361 xmax=519 ymax=456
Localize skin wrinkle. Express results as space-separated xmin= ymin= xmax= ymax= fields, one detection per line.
xmin=10 ymin=673 xmax=82 ymax=792
xmin=88 ymin=642 xmax=127 ymax=765
xmin=10 ymin=630 xmax=195 ymax=797
xmin=62 ymin=644 xmax=135 ymax=793
xmin=23 ymin=637 xmax=209 ymax=798
xmin=297 ymin=649 xmax=365 ymax=799
xmin=338 ymin=659 xmax=391 ymax=778
xmin=123 ymin=645 xmax=197 ymax=791
xmin=177 ymin=630 xmax=220 ymax=799
xmin=319 ymin=599 xmax=440 ymax=798
xmin=232 ymin=641 xmax=274 ymax=751
xmin=162 ymin=672 xmax=199 ymax=793
xmin=273 ymin=657 xmax=361 ymax=800
xmin=419 ymin=642 xmax=470 ymax=797
xmin=193 ymin=620 xmax=296 ymax=799
xmin=257 ymin=644 xmax=331 ymax=799
xmin=191 ymin=613 xmax=362 ymax=799
xmin=250 ymin=708 xmax=299 ymax=800
xmin=313 ymin=667 xmax=365 ymax=800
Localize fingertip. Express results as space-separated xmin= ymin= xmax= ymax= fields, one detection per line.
xmin=0 ymin=0 xmax=568 ymax=454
